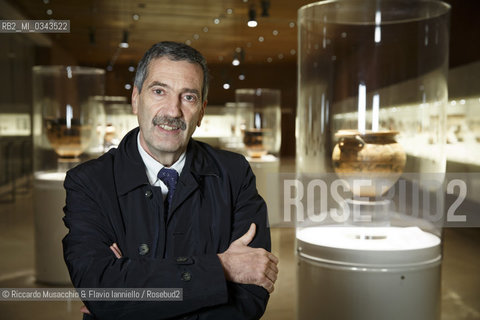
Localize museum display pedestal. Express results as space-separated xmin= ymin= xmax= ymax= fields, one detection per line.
xmin=247 ymin=155 xmax=281 ymax=226
xmin=297 ymin=226 xmax=441 ymax=320
xmin=33 ymin=171 xmax=71 ymax=285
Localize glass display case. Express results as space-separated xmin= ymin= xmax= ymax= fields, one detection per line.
xmin=32 ymin=66 xmax=105 ymax=172
xmin=235 ymin=88 xmax=282 ymax=158
xmin=216 ymin=102 xmax=251 ymax=151
xmin=32 ymin=65 xmax=105 ymax=284
xmin=296 ymin=1 xmax=450 ymax=319
xmin=192 ymin=105 xmax=236 ymax=148
xmin=102 ymin=97 xmax=136 ymax=151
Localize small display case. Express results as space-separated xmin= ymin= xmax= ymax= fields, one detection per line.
xmin=235 ymin=88 xmax=282 ymax=158
xmin=33 ymin=66 xmax=105 ymax=172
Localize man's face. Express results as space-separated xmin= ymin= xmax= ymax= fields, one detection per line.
xmin=132 ymin=57 xmax=206 ymax=163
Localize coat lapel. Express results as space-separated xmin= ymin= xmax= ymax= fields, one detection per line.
xmin=167 ymin=139 xmax=220 ymax=224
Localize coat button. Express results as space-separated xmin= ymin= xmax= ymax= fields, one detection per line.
xmin=176 ymin=257 xmax=188 ymax=263
xmin=144 ymin=190 xmax=153 ymax=198
xmin=181 ymin=272 xmax=191 ymax=281
xmin=138 ymin=244 xmax=149 ymax=255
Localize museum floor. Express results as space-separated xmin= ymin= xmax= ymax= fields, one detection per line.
xmin=0 ymin=188 xmax=479 ymax=320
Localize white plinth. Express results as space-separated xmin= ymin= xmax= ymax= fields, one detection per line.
xmin=247 ymin=155 xmax=281 ymax=226
xmin=297 ymin=226 xmax=442 ymax=320
xmin=33 ymin=171 xmax=71 ymax=285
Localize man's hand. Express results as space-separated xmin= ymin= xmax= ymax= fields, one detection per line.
xmin=217 ymin=223 xmax=279 ymax=293
xmin=109 ymin=242 xmax=123 ymax=258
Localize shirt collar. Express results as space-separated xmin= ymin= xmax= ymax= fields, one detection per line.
xmin=137 ymin=132 xmax=186 ymax=185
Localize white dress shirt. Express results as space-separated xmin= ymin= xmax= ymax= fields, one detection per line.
xmin=137 ymin=132 xmax=185 ymax=199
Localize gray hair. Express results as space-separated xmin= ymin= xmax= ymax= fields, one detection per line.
xmin=134 ymin=41 xmax=209 ymax=102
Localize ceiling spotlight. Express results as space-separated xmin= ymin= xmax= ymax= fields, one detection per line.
xmin=232 ymin=48 xmax=244 ymax=66
xmin=261 ymin=0 xmax=270 ymax=17
xmin=132 ymin=14 xmax=140 ymax=21
xmin=223 ymin=83 xmax=231 ymax=90
xmin=119 ymin=30 xmax=129 ymax=48
xmin=248 ymin=6 xmax=257 ymax=27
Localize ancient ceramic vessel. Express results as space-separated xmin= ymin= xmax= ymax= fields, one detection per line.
xmin=332 ymin=130 xmax=406 ymax=197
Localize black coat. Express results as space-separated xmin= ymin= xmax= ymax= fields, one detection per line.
xmin=62 ymin=128 xmax=271 ymax=320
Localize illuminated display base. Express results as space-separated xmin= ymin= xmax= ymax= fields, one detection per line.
xmin=296 ymin=226 xmax=441 ymax=320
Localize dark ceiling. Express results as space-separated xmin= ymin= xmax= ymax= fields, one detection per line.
xmin=6 ymin=0 xmax=313 ymax=68
xmin=3 ymin=0 xmax=480 ymax=71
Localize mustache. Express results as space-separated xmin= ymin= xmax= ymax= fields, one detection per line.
xmin=152 ymin=115 xmax=187 ymax=131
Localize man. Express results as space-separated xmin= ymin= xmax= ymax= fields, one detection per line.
xmin=62 ymin=41 xmax=278 ymax=320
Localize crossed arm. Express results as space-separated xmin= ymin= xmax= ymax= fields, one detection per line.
xmin=65 ymin=154 xmax=279 ymax=319
xmin=81 ymin=223 xmax=278 ymax=316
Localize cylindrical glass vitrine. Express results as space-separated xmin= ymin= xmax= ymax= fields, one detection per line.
xmin=32 ymin=66 xmax=105 ymax=284
xmin=296 ymin=1 xmax=450 ymax=319
xmin=33 ymin=66 xmax=105 ymax=172
xmin=235 ymin=88 xmax=282 ymax=158
xmin=102 ymin=99 xmax=136 ymax=151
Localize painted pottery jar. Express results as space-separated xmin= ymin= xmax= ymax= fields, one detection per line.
xmin=331 ymin=130 xmax=406 ymax=197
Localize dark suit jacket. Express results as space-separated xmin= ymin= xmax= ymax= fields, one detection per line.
xmin=62 ymin=128 xmax=271 ymax=320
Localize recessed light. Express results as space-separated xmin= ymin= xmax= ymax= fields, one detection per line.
xmin=132 ymin=14 xmax=140 ymax=21
xmin=290 ymin=49 xmax=296 ymax=55
xmin=267 ymin=57 xmax=273 ymax=63
xmin=214 ymin=18 xmax=220 ymax=24
xmin=124 ymin=84 xmax=132 ymax=90
xmin=289 ymin=22 xmax=295 ymax=28
xmin=258 ymin=36 xmax=264 ymax=42
xmin=193 ymin=34 xmax=200 ymax=40
xmin=203 ymin=27 xmax=209 ymax=33
xmin=185 ymin=40 xmax=192 ymax=45
xmin=226 ymin=8 xmax=233 ymax=14
xmin=46 ymin=9 xmax=53 ymax=15
xmin=272 ymin=30 xmax=279 ymax=36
